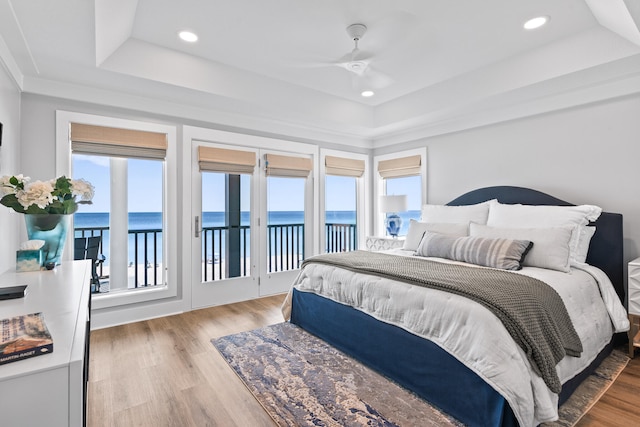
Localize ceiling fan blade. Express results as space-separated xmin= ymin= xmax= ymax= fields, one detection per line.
xmin=363 ymin=66 xmax=394 ymax=89
xmin=334 ymin=49 xmax=373 ymax=65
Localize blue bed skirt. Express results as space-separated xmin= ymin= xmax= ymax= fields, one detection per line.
xmin=291 ymin=289 xmax=617 ymax=427
xmin=291 ymin=289 xmax=518 ymax=426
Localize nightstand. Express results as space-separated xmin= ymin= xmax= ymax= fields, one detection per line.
xmin=628 ymin=257 xmax=640 ymax=358
xmin=366 ymin=236 xmax=405 ymax=251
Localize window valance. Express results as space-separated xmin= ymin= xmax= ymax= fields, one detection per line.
xmin=198 ymin=146 xmax=256 ymax=174
xmin=377 ymin=154 xmax=421 ymax=178
xmin=325 ymin=155 xmax=365 ymax=177
xmin=265 ymin=153 xmax=312 ymax=178
xmin=71 ymin=123 xmax=167 ymax=160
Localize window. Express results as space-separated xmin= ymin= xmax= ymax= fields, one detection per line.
xmin=323 ymin=154 xmax=365 ymax=253
xmin=374 ymin=148 xmax=427 ymax=237
xmin=384 ymin=175 xmax=422 ymax=235
xmin=73 ymin=155 xmax=165 ymax=291
xmin=70 ymin=123 xmax=168 ymax=293
xmin=264 ymin=153 xmax=312 ymax=272
xmin=57 ymin=111 xmax=177 ymax=313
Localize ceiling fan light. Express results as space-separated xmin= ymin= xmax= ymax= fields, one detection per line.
xmin=523 ymin=16 xmax=549 ymax=30
xmin=361 ymin=90 xmax=375 ymax=97
xmin=178 ymin=31 xmax=198 ymax=42
xmin=347 ymin=61 xmax=367 ymax=73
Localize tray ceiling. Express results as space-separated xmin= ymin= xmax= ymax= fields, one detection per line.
xmin=1 ymin=0 xmax=639 ymax=145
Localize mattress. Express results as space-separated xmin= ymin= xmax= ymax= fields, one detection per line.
xmin=282 ymin=249 xmax=629 ymax=426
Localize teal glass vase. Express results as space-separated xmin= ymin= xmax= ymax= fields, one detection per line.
xmin=24 ymin=214 xmax=71 ymax=266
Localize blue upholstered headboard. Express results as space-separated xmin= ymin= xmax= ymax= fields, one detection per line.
xmin=447 ymin=186 xmax=624 ymax=303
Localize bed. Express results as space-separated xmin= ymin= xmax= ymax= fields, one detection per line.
xmin=282 ymin=186 xmax=630 ymax=427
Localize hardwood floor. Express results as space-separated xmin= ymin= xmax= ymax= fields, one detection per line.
xmin=578 ymin=353 xmax=640 ymax=426
xmin=87 ymin=295 xmax=284 ymax=427
xmin=88 ymin=295 xmax=640 ymax=426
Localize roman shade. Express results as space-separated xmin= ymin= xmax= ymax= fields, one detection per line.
xmin=325 ymin=155 xmax=365 ymax=177
xmin=198 ymin=146 xmax=256 ymax=174
xmin=377 ymin=154 xmax=421 ymax=178
xmin=71 ymin=123 xmax=167 ymax=159
xmin=265 ymin=154 xmax=312 ymax=178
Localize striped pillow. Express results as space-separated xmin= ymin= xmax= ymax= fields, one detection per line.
xmin=415 ymin=232 xmax=533 ymax=271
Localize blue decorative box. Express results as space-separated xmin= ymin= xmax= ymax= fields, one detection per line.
xmin=16 ymin=249 xmax=44 ymax=272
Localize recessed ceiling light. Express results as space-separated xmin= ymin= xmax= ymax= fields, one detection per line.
xmin=361 ymin=90 xmax=375 ymax=97
xmin=178 ymin=31 xmax=198 ymax=42
xmin=523 ymin=16 xmax=549 ymax=30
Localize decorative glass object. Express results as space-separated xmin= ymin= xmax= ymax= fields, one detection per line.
xmin=385 ymin=213 xmax=402 ymax=237
xmin=24 ymin=214 xmax=70 ymax=266
xmin=379 ymin=194 xmax=408 ymax=238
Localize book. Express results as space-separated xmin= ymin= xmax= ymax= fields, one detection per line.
xmin=0 ymin=312 xmax=53 ymax=365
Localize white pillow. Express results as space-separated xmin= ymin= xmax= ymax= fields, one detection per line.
xmin=486 ymin=200 xmax=602 ymax=265
xmin=573 ymin=225 xmax=596 ymax=264
xmin=470 ymin=223 xmax=573 ymax=272
xmin=421 ymin=200 xmax=493 ymax=225
xmin=403 ymin=219 xmax=469 ymax=251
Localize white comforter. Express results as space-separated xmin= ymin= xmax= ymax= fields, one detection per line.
xmin=282 ymin=250 xmax=629 ymax=426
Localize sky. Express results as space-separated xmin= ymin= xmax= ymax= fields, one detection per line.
xmin=73 ymin=155 xmax=422 ymax=213
xmin=73 ymin=155 xmax=162 ymax=213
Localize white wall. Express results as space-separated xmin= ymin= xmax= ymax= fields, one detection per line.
xmin=18 ymin=91 xmax=640 ymax=320
xmin=376 ymin=94 xmax=640 ymax=263
xmin=0 ymin=64 xmax=21 ymax=273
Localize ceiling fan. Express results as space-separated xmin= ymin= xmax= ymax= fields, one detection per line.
xmin=334 ymin=23 xmax=394 ymax=91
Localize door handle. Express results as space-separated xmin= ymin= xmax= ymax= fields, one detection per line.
xmin=195 ymin=215 xmax=200 ymax=238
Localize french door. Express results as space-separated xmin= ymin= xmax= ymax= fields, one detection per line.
xmin=191 ymin=142 xmax=313 ymax=309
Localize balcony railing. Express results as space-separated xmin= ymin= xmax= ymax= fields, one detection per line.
xmin=74 ymin=226 xmax=162 ymax=288
xmin=75 ymin=221 xmax=357 ymax=286
xmin=267 ymin=223 xmax=305 ymax=273
xmin=325 ymin=222 xmax=357 ymax=253
xmin=201 ymin=225 xmax=251 ymax=282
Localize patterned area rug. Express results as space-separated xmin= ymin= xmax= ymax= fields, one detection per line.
xmin=212 ymin=322 xmax=628 ymax=427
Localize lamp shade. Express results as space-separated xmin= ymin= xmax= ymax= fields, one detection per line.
xmin=379 ymin=195 xmax=407 ymax=213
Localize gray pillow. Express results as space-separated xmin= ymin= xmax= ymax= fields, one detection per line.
xmin=415 ymin=231 xmax=533 ymax=271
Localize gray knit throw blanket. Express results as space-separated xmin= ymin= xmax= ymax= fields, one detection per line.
xmin=301 ymin=251 xmax=583 ymax=393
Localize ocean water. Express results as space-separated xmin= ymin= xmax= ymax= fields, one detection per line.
xmin=73 ymin=210 xmax=420 ymax=265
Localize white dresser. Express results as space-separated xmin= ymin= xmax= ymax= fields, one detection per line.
xmin=0 ymin=260 xmax=91 ymax=427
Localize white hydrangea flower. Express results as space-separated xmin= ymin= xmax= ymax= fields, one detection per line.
xmin=70 ymin=178 xmax=95 ymax=201
xmin=0 ymin=174 xmax=29 ymax=196
xmin=17 ymin=181 xmax=55 ymax=209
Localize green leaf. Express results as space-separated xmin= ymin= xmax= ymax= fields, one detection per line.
xmin=24 ymin=204 xmax=47 ymax=214
xmin=61 ymin=199 xmax=78 ymax=214
xmin=0 ymin=194 xmax=26 ymax=213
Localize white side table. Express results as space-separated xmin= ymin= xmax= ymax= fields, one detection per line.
xmin=366 ymin=236 xmax=405 ymax=251
xmin=628 ymin=257 xmax=640 ymax=358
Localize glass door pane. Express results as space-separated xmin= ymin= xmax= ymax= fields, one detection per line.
xmin=266 ymin=176 xmax=305 ymax=272
xmin=201 ymin=172 xmax=251 ymax=282
xmin=325 ymin=175 xmax=357 ymax=253
xmin=127 ymin=159 xmax=164 ymax=288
